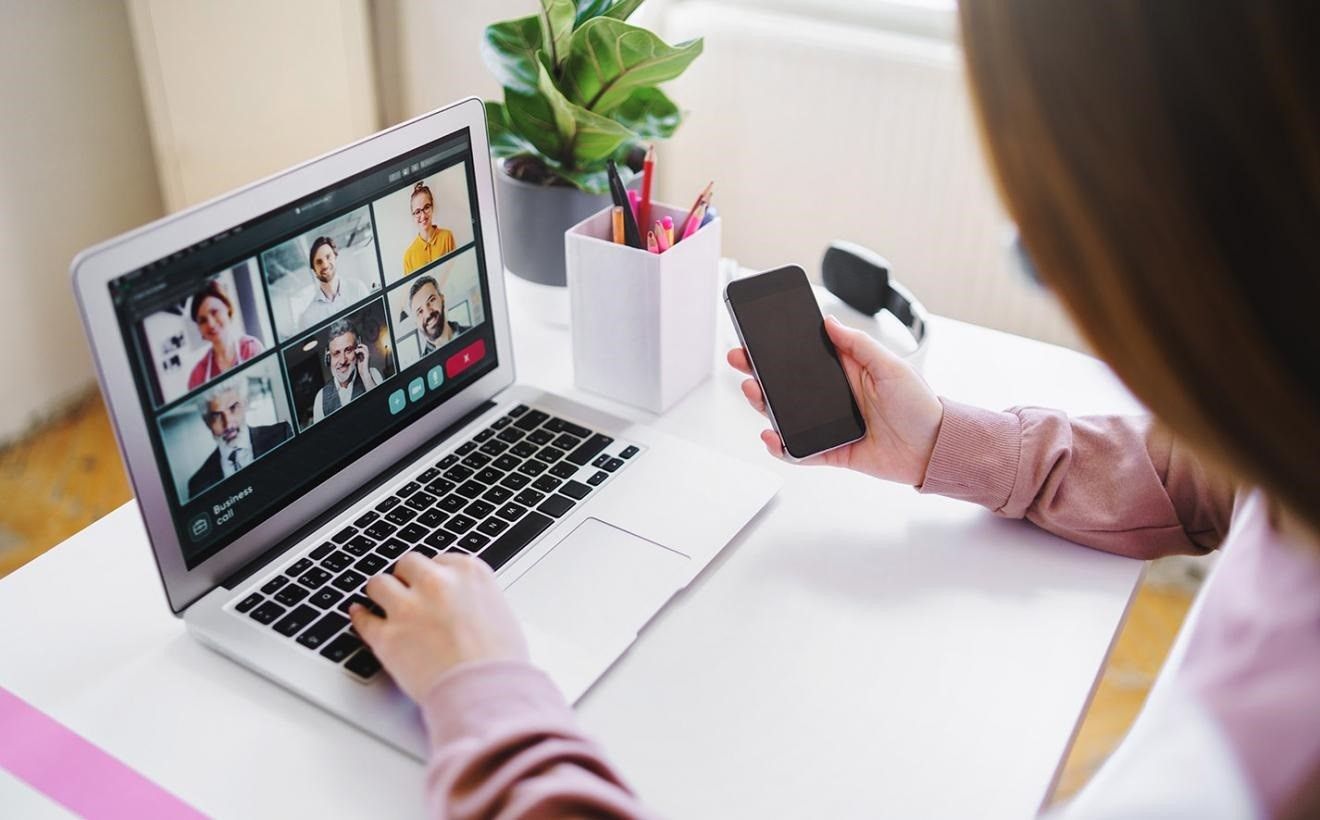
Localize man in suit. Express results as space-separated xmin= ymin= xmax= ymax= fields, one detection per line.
xmin=187 ymin=378 xmax=292 ymax=498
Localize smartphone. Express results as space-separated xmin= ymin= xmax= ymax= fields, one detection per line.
xmin=724 ymin=265 xmax=866 ymax=460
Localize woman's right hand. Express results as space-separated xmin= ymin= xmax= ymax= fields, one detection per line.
xmin=726 ymin=315 xmax=944 ymax=486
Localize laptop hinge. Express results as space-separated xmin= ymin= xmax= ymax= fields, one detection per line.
xmin=218 ymin=399 xmax=497 ymax=590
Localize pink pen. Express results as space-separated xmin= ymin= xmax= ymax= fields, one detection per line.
xmin=627 ymin=189 xmax=640 ymax=222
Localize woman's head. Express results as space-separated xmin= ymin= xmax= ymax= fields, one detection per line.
xmin=959 ymin=2 xmax=1320 ymax=534
xmin=410 ymin=181 xmax=434 ymax=232
xmin=190 ymin=279 xmax=235 ymax=345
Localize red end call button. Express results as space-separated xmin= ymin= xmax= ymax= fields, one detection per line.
xmin=445 ymin=339 xmax=486 ymax=379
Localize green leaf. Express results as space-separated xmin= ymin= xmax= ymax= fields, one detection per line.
xmin=480 ymin=14 xmax=543 ymax=95
xmin=611 ymin=87 xmax=681 ymax=140
xmin=573 ymin=0 xmax=614 ymax=26
xmin=561 ymin=18 xmax=703 ymax=115
xmin=602 ymin=0 xmax=646 ymax=21
xmin=544 ymin=164 xmax=614 ymax=195
xmin=533 ymin=54 xmax=635 ymax=164
xmin=484 ymin=101 xmax=538 ymax=160
xmin=538 ymin=0 xmax=575 ymax=69
xmin=504 ymin=84 xmax=569 ymax=161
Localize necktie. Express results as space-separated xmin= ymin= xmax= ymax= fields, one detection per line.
xmin=228 ymin=448 xmax=245 ymax=472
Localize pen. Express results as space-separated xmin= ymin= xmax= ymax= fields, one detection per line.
xmin=639 ymin=145 xmax=654 ymax=237
xmin=612 ymin=206 xmax=624 ymax=244
xmin=654 ymin=220 xmax=670 ymax=252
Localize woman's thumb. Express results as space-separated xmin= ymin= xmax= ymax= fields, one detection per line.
xmin=824 ymin=314 xmax=891 ymax=372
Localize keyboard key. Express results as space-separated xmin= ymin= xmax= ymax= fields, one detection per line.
xmin=426 ymin=478 xmax=456 ymax=497
xmin=455 ymin=441 xmax=478 ymax=456
xmin=550 ymin=462 xmax=578 ymax=479
xmin=587 ymin=470 xmax=609 ymax=486
xmin=385 ymin=506 xmax=417 ymax=526
xmin=538 ymin=494 xmax=575 ymax=518
xmin=500 ymin=472 xmax=530 ymax=490
xmin=355 ymin=554 xmax=387 ymax=575
xmin=514 ymin=488 xmax=545 ymax=507
xmin=417 ymin=509 xmax=448 ymax=529
xmin=445 ymin=514 xmax=477 ymax=535
xmin=493 ymin=454 xmax=521 ymax=472
xmin=273 ymin=604 xmax=319 ymax=637
xmin=332 ymin=569 xmax=367 ymax=593
xmin=445 ymin=464 xmax=474 ymax=482
xmin=479 ymin=512 xmax=553 ymax=571
xmin=497 ymin=502 xmax=528 ymax=521
xmin=604 ymin=457 xmax=625 ymax=472
xmin=544 ymin=417 xmax=591 ymax=438
xmin=397 ymin=481 xmax=421 ymax=498
xmin=477 ymin=518 xmax=509 ymax=537
xmin=458 ymin=532 xmax=490 ymax=551
xmin=405 ymin=491 xmax=437 ymax=511
xmin=344 ymin=535 xmax=376 ymax=556
xmin=567 ymin=434 xmax=613 ymax=466
xmin=274 ymin=584 xmax=311 ymax=606
xmin=365 ymin=521 xmax=397 ymax=540
xmin=474 ymin=428 xmax=496 ymax=443
xmin=511 ymin=441 xmax=537 ymax=458
xmin=377 ymin=538 xmax=410 ymax=559
xmin=496 ymin=427 xmax=525 ymax=443
xmin=509 ymin=404 xmax=529 ymax=417
xmin=337 ymin=593 xmax=379 ymax=616
xmin=437 ymin=496 xmax=466 ymax=514
xmin=412 ymin=545 xmax=439 ymax=558
xmin=461 ymin=452 xmax=491 ymax=470
xmin=536 ymin=446 xmax=566 ymax=463
xmin=482 ymin=485 xmax=513 ymax=504
xmin=464 ymin=499 xmax=496 ymax=518
xmin=236 ymin=593 xmax=262 ymax=613
xmin=620 ymin=445 xmax=639 ymax=459
xmin=331 ymin=527 xmax=357 ymax=545
xmin=260 ymin=575 xmax=288 ymax=595
xmin=319 ymin=633 xmax=362 ymax=663
xmin=352 ymin=511 xmax=379 ymax=529
xmin=518 ymin=460 xmax=548 ymax=477
xmin=479 ymin=439 xmax=508 ymax=456
xmin=310 ymin=588 xmax=344 ymax=609
xmin=345 ymin=649 xmax=382 ymax=679
xmin=288 ymin=558 xmax=313 ymax=577
xmin=532 ymin=475 xmax=562 ymax=493
xmin=456 ymin=480 xmax=487 ymax=499
xmin=551 ymin=433 xmax=582 ymax=451
xmin=309 ymin=541 xmax=336 ymax=560
xmin=423 ymin=529 xmax=457 ymax=550
xmin=475 ymin=467 xmax=503 ymax=485
xmin=527 ymin=429 xmax=554 ymax=446
xmin=250 ymin=600 xmax=286 ymax=625
xmin=560 ymin=480 xmax=592 ymax=500
xmin=492 ymin=415 xmax=513 ymax=429
xmin=398 ymin=523 xmax=430 ymax=542
xmin=417 ymin=467 xmax=440 ymax=483
xmin=375 ymin=496 xmax=401 ymax=513
xmin=300 ymin=567 xmax=333 ymax=589
xmin=592 ymin=454 xmax=611 ymax=469
xmin=513 ymin=409 xmax=549 ymax=431
xmin=437 ymin=454 xmax=458 ymax=469
xmin=296 ymin=612 xmax=349 ymax=649
xmin=323 ymin=551 xmax=353 ymax=572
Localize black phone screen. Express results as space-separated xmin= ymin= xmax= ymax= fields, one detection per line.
xmin=726 ymin=266 xmax=866 ymax=458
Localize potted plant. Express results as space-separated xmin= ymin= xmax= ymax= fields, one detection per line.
xmin=483 ymin=0 xmax=703 ymax=286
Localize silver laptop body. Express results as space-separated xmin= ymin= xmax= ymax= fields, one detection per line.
xmin=71 ymin=98 xmax=778 ymax=758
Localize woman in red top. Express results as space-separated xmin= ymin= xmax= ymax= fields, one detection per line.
xmin=186 ymin=278 xmax=264 ymax=390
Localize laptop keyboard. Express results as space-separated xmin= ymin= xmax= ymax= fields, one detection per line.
xmin=229 ymin=404 xmax=642 ymax=681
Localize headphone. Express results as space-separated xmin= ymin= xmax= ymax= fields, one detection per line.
xmin=324 ymin=337 xmax=365 ymax=368
xmin=818 ymin=241 xmax=930 ymax=364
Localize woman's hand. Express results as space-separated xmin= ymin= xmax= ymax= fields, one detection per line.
xmin=727 ymin=315 xmax=944 ymax=485
xmin=349 ymin=553 xmax=528 ymax=703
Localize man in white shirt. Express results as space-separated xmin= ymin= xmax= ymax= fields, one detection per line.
xmin=409 ymin=275 xmax=469 ymax=358
xmin=311 ymin=318 xmax=383 ymax=423
xmin=298 ymin=236 xmax=371 ymax=331
xmin=186 ymin=379 xmax=292 ymax=498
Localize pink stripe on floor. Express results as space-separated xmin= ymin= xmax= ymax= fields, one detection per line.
xmin=0 ymin=687 xmax=206 ymax=819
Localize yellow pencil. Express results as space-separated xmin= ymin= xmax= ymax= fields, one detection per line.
xmin=611 ymin=206 xmax=624 ymax=244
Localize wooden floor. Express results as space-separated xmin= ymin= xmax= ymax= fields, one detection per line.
xmin=0 ymin=392 xmax=1197 ymax=805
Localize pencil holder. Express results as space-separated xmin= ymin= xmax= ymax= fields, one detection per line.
xmin=566 ymin=201 xmax=722 ymax=414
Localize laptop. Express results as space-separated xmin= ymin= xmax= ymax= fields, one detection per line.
xmin=71 ymin=97 xmax=779 ymax=759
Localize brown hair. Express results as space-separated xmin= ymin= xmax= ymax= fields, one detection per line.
xmin=308 ymin=236 xmax=337 ymax=270
xmin=410 ymin=180 xmax=433 ymax=207
xmin=958 ymin=2 xmax=1320 ymax=537
xmin=189 ymin=279 xmax=234 ymax=322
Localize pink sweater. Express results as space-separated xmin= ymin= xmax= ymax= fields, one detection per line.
xmin=417 ymin=401 xmax=1320 ymax=818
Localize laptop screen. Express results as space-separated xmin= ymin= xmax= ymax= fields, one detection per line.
xmin=107 ymin=128 xmax=499 ymax=569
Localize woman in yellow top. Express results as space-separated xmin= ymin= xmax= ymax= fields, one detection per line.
xmin=402 ymin=180 xmax=455 ymax=275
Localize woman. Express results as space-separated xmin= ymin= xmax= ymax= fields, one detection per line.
xmin=349 ymin=3 xmax=1320 ymax=817
xmin=186 ymin=278 xmax=263 ymax=390
xmin=402 ymin=180 xmax=455 ymax=275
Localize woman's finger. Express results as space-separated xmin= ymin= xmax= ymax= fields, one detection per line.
xmin=726 ymin=347 xmax=753 ymax=374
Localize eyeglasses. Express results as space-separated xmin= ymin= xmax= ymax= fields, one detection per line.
xmin=411 ymin=202 xmax=434 ymax=218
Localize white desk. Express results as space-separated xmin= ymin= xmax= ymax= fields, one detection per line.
xmin=0 ymin=287 xmax=1146 ymax=819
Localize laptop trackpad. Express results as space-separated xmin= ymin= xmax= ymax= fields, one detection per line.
xmin=506 ymin=518 xmax=690 ymax=651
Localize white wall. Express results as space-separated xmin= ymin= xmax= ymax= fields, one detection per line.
xmin=0 ymin=0 xmax=164 ymax=443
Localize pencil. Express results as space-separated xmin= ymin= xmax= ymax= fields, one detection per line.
xmin=647 ymin=230 xmax=659 ymax=254
xmin=681 ymin=201 xmax=708 ymax=241
xmin=612 ymin=206 xmax=624 ymax=244
xmin=639 ymin=145 xmax=655 ymax=236
xmin=654 ymin=220 xmax=670 ymax=252
xmin=661 ymin=215 xmax=674 ymax=246
xmin=677 ymin=182 xmax=713 ymax=242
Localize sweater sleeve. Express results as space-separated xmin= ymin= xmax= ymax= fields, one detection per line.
xmin=917 ymin=399 xmax=1236 ymax=559
xmin=419 ymin=659 xmax=657 ymax=820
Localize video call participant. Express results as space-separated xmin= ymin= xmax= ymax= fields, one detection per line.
xmin=401 ymin=181 xmax=455 ymax=275
xmin=311 ymin=318 xmax=383 ymax=423
xmin=187 ymin=279 xmax=265 ymax=390
xmin=408 ymin=275 xmax=467 ymax=356
xmin=187 ymin=380 xmax=291 ymax=498
xmin=299 ymin=236 xmax=371 ymax=330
